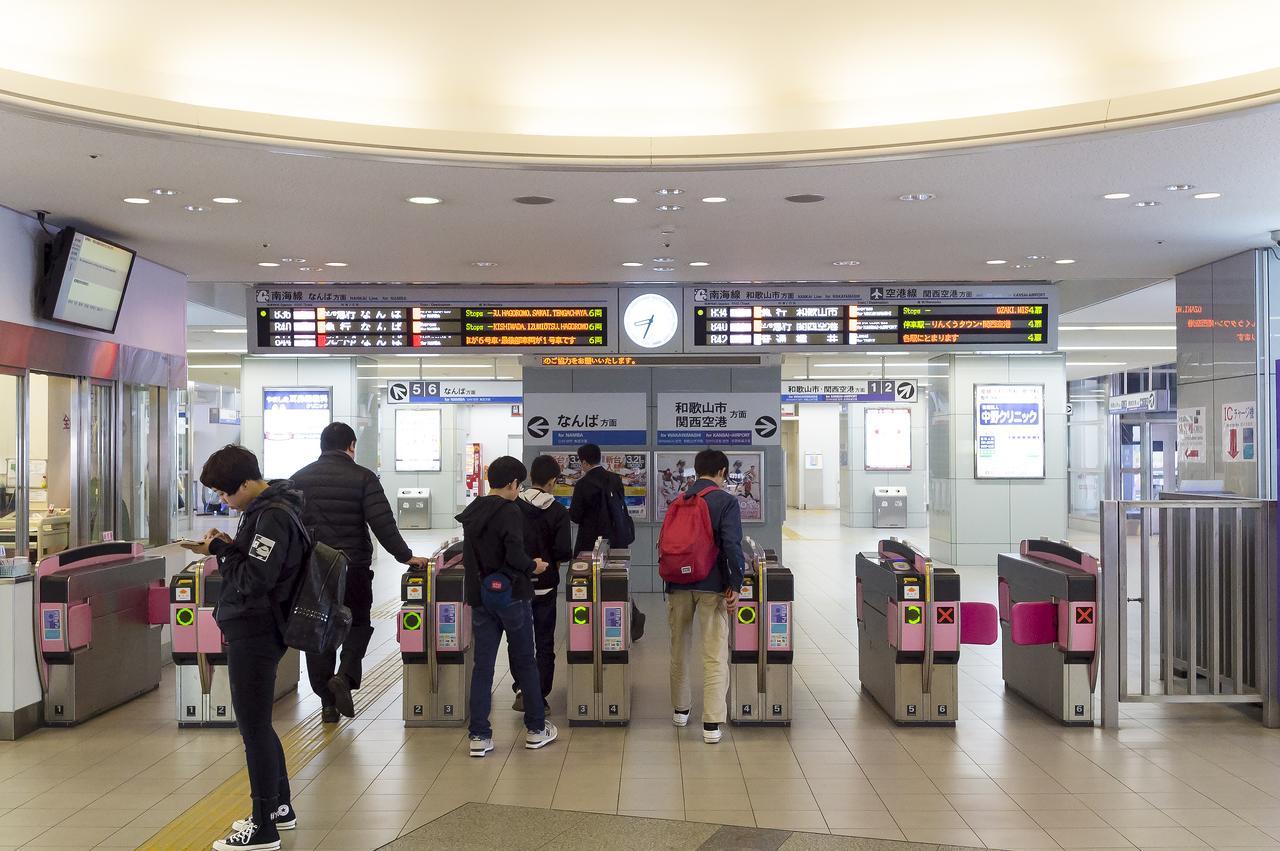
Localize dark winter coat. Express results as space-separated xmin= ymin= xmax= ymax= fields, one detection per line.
xmin=291 ymin=450 xmax=412 ymax=569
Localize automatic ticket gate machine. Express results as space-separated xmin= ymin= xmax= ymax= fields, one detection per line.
xmin=37 ymin=541 xmax=166 ymax=726
xmin=998 ymin=539 xmax=1099 ymax=725
xmin=729 ymin=538 xmax=794 ymax=725
xmin=855 ymin=538 xmax=997 ymax=725
xmin=169 ymin=557 xmax=300 ymax=727
xmin=566 ymin=539 xmax=631 ymax=726
xmin=398 ymin=538 xmax=472 ymax=726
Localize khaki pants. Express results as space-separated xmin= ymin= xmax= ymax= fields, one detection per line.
xmin=668 ymin=590 xmax=730 ymax=724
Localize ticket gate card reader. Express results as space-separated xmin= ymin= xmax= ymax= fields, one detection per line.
xmin=566 ymin=539 xmax=631 ymax=726
xmin=729 ymin=538 xmax=794 ymax=726
xmin=398 ymin=538 xmax=472 ymax=726
xmin=38 ymin=542 xmax=166 ymax=726
xmin=856 ymin=539 xmax=997 ymax=725
xmin=998 ymin=539 xmax=1099 ymax=725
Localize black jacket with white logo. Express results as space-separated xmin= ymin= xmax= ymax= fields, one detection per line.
xmin=517 ymin=487 xmax=573 ymax=595
xmin=208 ymin=480 xmax=307 ymax=640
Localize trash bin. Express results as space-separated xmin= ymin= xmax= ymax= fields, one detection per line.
xmin=397 ymin=488 xmax=431 ymax=530
xmin=872 ymin=486 xmax=907 ymax=528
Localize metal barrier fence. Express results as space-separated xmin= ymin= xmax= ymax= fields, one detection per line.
xmin=1100 ymin=497 xmax=1279 ymax=728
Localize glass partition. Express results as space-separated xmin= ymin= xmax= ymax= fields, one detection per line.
xmin=0 ymin=371 xmax=23 ymax=566
xmin=121 ymin=384 xmax=158 ymax=543
xmin=86 ymin=380 xmax=114 ymax=543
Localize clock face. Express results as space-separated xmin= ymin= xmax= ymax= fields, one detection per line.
xmin=623 ymin=293 xmax=679 ymax=349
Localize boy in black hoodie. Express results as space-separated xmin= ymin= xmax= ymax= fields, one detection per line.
xmin=456 ymin=456 xmax=558 ymax=757
xmin=510 ymin=455 xmax=573 ymax=712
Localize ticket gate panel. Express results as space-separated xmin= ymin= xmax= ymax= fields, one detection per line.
xmin=399 ymin=540 xmax=472 ymax=727
xmin=567 ymin=543 xmax=632 ymax=726
xmin=729 ymin=542 xmax=794 ymax=726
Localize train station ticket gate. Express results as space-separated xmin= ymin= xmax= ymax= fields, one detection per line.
xmin=566 ymin=539 xmax=631 ymax=726
xmin=856 ymin=539 xmax=997 ymax=725
xmin=398 ymin=538 xmax=472 ymax=727
xmin=37 ymin=542 xmax=166 ymax=726
xmin=998 ymin=539 xmax=1099 ymax=725
xmin=729 ymin=538 xmax=794 ymax=725
xmin=169 ymin=557 xmax=299 ymax=727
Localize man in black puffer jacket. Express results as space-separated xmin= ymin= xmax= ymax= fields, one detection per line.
xmin=292 ymin=422 xmax=429 ymax=722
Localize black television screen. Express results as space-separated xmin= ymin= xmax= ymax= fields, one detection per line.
xmin=38 ymin=228 xmax=137 ymax=333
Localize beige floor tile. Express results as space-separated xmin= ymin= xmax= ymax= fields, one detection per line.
xmin=684 ymin=810 xmax=756 ymax=827
xmin=316 ymin=827 xmax=404 ymax=850
xmin=334 ymin=808 xmax=414 ymax=831
xmin=962 ymin=809 xmax=1041 ymax=829
xmin=1100 ymin=810 xmax=1179 ymax=829
xmin=0 ymin=811 xmax=74 ymax=829
xmin=753 ymin=810 xmax=829 ymax=832
xmin=351 ymin=793 xmax=425 ymax=812
xmin=830 ymin=826 xmax=907 ymax=841
xmin=1045 ymin=827 xmax=1137 ymax=848
xmin=0 ymin=825 xmax=45 ymax=847
xmin=618 ymin=778 xmax=686 ymax=811
xmin=947 ymin=792 xmax=1021 ymax=812
xmin=488 ymin=789 xmax=556 ymax=808
xmin=812 ymin=791 xmax=884 ymax=812
xmin=682 ymin=790 xmax=751 ymax=811
xmin=894 ymin=810 xmax=969 ymax=830
xmin=1028 ymin=810 xmax=1110 ymax=830
xmin=1016 ymin=794 xmax=1092 ymax=812
xmin=747 ymin=791 xmax=819 ymax=812
xmin=880 ymin=792 xmax=959 ymax=813
xmin=1076 ymin=793 xmax=1157 ymax=812
xmin=1115 ymin=826 xmax=1209 ymax=847
xmin=21 ymin=824 xmax=118 ymax=847
xmin=95 ymin=825 xmax=167 ymax=848
xmin=618 ymin=808 xmax=686 ymax=820
xmin=975 ymin=827 xmax=1063 ymax=848
xmin=56 ymin=808 xmax=142 ymax=829
xmin=900 ymin=827 xmax=985 ymax=847
xmin=1186 ymin=825 xmax=1280 ymax=847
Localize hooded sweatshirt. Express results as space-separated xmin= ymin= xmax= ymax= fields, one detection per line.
xmin=208 ymin=480 xmax=307 ymax=640
xmin=455 ymin=494 xmax=536 ymax=607
xmin=517 ymin=487 xmax=573 ymax=596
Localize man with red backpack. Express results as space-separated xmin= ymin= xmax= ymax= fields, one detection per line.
xmin=657 ymin=449 xmax=745 ymax=744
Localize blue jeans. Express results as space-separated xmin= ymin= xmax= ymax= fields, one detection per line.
xmin=469 ymin=599 xmax=545 ymax=737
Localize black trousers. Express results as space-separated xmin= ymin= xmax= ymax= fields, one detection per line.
xmin=509 ymin=591 xmax=557 ymax=698
xmin=227 ymin=632 xmax=290 ymax=821
xmin=306 ymin=563 xmax=374 ymax=698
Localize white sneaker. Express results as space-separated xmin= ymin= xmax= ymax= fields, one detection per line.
xmin=469 ymin=735 xmax=494 ymax=757
xmin=672 ymin=709 xmax=690 ymax=727
xmin=526 ymin=721 xmax=559 ymax=749
xmin=232 ymin=804 xmax=295 ymax=833
xmin=703 ymin=724 xmax=722 ymax=744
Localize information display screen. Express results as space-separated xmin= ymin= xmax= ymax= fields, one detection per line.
xmin=395 ymin=408 xmax=443 ymax=472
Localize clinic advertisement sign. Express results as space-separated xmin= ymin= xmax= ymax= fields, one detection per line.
xmin=656 ymin=392 xmax=781 ymax=446
xmin=781 ymin=379 xmax=917 ymax=404
xmin=523 ymin=393 xmax=647 ymax=446
xmin=974 ymin=384 xmax=1045 ymax=479
xmin=386 ymin=380 xmax=521 ymax=404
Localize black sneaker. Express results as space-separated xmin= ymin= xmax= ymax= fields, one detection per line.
xmin=512 ymin=690 xmax=524 ymax=712
xmin=212 ymin=819 xmax=280 ymax=850
xmin=320 ymin=705 xmax=340 ymax=724
xmin=327 ymin=675 xmax=355 ymax=719
xmin=232 ymin=803 xmax=296 ymax=832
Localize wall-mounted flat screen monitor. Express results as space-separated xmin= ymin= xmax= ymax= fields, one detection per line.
xmin=38 ymin=228 xmax=137 ymax=333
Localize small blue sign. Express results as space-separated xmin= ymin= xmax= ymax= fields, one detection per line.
xmin=553 ymin=429 xmax=646 ymax=446
xmin=657 ymin=430 xmax=754 ymax=446
xmin=978 ymin=402 xmax=1041 ymax=426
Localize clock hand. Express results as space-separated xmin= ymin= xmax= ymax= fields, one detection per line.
xmin=633 ymin=315 xmax=655 ymax=338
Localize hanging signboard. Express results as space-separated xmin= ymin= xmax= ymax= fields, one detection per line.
xmin=655 ymin=392 xmax=781 ymax=446
xmin=974 ymin=384 xmax=1045 ymax=479
xmin=781 ymin=380 xmax=917 ymax=404
xmin=523 ymin=393 xmax=647 ymax=446
xmin=1221 ymin=401 xmax=1256 ymax=462
xmin=1176 ymin=407 xmax=1206 ymax=462
xmin=386 ymin=380 xmax=522 ymax=404
xmin=1107 ymin=390 xmax=1170 ymax=414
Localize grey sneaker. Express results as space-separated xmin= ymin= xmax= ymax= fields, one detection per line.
xmin=525 ymin=721 xmax=559 ymax=749
xmin=469 ymin=735 xmax=494 ymax=757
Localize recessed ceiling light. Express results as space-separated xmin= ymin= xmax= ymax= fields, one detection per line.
xmin=621 ymin=262 xmax=644 ymax=268
xmin=785 ymin=194 xmax=825 ymax=203
xmin=211 ymin=197 xmax=241 ymax=204
xmin=831 ymin=260 xmax=861 ymax=267
xmin=122 ymin=197 xmax=150 ymax=204
xmin=652 ymin=267 xmax=675 ymax=272
xmin=612 ymin=197 xmax=639 ymax=204
xmin=655 ymin=204 xmax=683 ymax=211
xmin=1013 ymin=264 xmax=1031 ymax=269
xmin=1165 ymin=184 xmax=1194 ymax=191
xmin=257 ymin=262 xmax=280 ymax=267
xmin=514 ymin=196 xmax=555 ymax=205
xmin=652 ymin=257 xmax=675 ymax=263
xmin=298 ymin=267 xmax=317 ymax=271
xmin=471 ymin=261 xmax=499 ymax=267
xmin=280 ymin=258 xmax=306 ymax=263
xmin=1193 ymin=192 xmax=1222 ymax=200
xmin=655 ymin=188 xmax=684 ymax=196
xmin=1133 ymin=200 xmax=1161 ymax=207
xmin=986 ymin=259 xmax=1007 ymax=265
xmin=324 ymin=261 xmax=348 ymax=267
xmin=406 ymin=196 xmax=442 ymax=205
xmin=701 ymin=196 xmax=728 ymax=203
xmin=1102 ymin=192 xmax=1131 ymax=200
xmin=898 ymin=193 xmax=935 ymax=202
xmin=151 ymin=188 xmax=177 ymax=196
xmin=689 ymin=261 xmax=710 ymax=267
xmin=1024 ymin=255 xmax=1046 ymax=261
xmin=212 ymin=328 xmax=249 ymax=334
xmin=1055 ymin=259 xmax=1077 ymax=264
xmin=184 ymin=205 xmax=208 ymax=213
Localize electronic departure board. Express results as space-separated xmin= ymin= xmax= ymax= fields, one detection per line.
xmin=248 ymin=286 xmax=611 ymax=353
xmin=685 ymin=283 xmax=1055 ymax=353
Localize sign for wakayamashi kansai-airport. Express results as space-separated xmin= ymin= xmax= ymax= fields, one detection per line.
xmin=656 ymin=392 xmax=781 ymax=446
xmin=781 ymin=380 xmax=917 ymax=404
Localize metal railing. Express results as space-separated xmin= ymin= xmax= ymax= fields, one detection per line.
xmin=1100 ymin=497 xmax=1279 ymax=728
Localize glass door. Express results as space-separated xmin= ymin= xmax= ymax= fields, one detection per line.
xmin=85 ymin=380 xmax=116 ymax=544
xmin=0 ymin=370 xmax=25 ymax=568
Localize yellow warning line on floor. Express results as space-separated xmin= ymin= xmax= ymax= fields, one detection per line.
xmin=782 ymin=525 xmax=807 ymax=540
xmin=141 ymin=616 xmax=406 ymax=849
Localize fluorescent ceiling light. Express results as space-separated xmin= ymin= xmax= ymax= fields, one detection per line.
xmin=186 ymin=348 xmax=245 ymax=354
xmin=1055 ymin=259 xmax=1076 ymax=265
xmin=1193 ymin=192 xmax=1222 ymax=200
xmin=257 ymin=262 xmax=280 ymax=267
xmin=1102 ymin=193 xmax=1130 ymax=200
xmin=1059 ymin=325 xmax=1176 ymax=331
xmin=212 ymin=328 xmax=249 ymax=334
xmin=406 ymin=196 xmax=442 ymax=205
xmin=1059 ymin=345 xmax=1175 ymax=351
xmin=122 ymin=197 xmax=150 ymax=205
xmin=689 ymin=261 xmax=710 ymax=267
xmin=1067 ymin=361 xmax=1125 ymax=366
xmin=612 ymin=197 xmax=639 ymax=204
xmin=985 ymin=259 xmax=1007 ymax=265
xmin=701 ymin=197 xmax=728 ymax=203
xmin=622 ymin=262 xmax=643 ymax=267
xmin=324 ymin=262 xmax=348 ymax=267
xmin=184 ymin=205 xmax=208 ymax=213
xmin=211 ymin=197 xmax=241 ymax=204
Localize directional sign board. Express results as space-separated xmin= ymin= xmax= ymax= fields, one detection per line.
xmin=523 ymin=393 xmax=647 ymax=446
xmin=655 ymin=393 xmax=782 ymax=446
xmin=781 ymin=379 xmax=917 ymax=404
xmin=1221 ymin=401 xmax=1256 ymax=463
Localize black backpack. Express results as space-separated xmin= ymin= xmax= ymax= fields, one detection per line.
xmin=266 ymin=503 xmax=353 ymax=655
xmin=601 ymin=473 xmax=636 ymax=548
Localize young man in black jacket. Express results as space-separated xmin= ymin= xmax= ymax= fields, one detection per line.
xmin=456 ymin=456 xmax=558 ymax=757
xmin=568 ymin=443 xmax=623 ymax=554
xmin=511 ymin=455 xmax=573 ymax=712
xmin=291 ymin=422 xmax=429 ymax=722
xmin=183 ymin=445 xmax=305 ymax=851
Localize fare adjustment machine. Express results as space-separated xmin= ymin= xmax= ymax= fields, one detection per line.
xmin=998 ymin=538 xmax=1099 ymax=725
xmin=566 ymin=539 xmax=631 ymax=726
xmin=729 ymin=538 xmax=795 ymax=725
xmin=398 ymin=539 xmax=472 ymax=726
xmin=856 ymin=538 xmax=997 ymax=725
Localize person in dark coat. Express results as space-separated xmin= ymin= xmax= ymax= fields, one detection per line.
xmin=291 ymin=422 xmax=429 ymax=722
xmin=568 ymin=442 xmax=624 ymax=553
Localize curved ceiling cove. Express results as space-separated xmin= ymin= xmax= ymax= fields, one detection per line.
xmin=4 ymin=1 xmax=1280 ymax=164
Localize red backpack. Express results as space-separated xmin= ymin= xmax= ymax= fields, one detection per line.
xmin=658 ymin=489 xmax=720 ymax=584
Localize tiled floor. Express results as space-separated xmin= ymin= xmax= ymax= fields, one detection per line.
xmin=2 ymin=512 xmax=1279 ymax=850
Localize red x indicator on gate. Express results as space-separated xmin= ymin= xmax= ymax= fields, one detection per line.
xmin=1075 ymin=606 xmax=1095 ymax=625
xmin=936 ymin=606 xmax=955 ymax=624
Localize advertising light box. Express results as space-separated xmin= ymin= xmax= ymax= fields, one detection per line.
xmin=395 ymin=408 xmax=443 ymax=472
xmin=262 ymin=388 xmax=332 ymax=479
xmin=864 ymin=408 xmax=912 ymax=471
xmin=974 ymin=384 xmax=1045 ymax=479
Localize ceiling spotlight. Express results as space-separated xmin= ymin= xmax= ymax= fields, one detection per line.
xmin=257 ymin=262 xmax=280 ymax=267
xmin=986 ymin=259 xmax=1007 ymax=265
xmin=652 ymin=257 xmax=675 ymax=263
xmin=184 ymin=205 xmax=208 ymax=213
xmin=621 ymin=262 xmax=644 ymax=267
xmin=1193 ymin=192 xmax=1222 ymax=200
xmin=689 ymin=261 xmax=710 ymax=267
xmin=211 ymin=197 xmax=241 ymax=204
xmin=652 ymin=266 xmax=675 ymax=272
xmin=1024 ymin=255 xmax=1046 ymax=261
xmin=831 ymin=260 xmax=861 ymax=267
xmin=298 ymin=267 xmax=317 ymax=271
xmin=1133 ymin=200 xmax=1161 ymax=207
xmin=324 ymin=261 xmax=348 ymax=267
xmin=514 ymin=196 xmax=555 ymax=205
xmin=406 ymin=196 xmax=442 ymax=205
xmin=1014 ymin=264 xmax=1031 ymax=269
xmin=655 ymin=188 xmax=684 ymax=196
xmin=655 ymin=205 xmax=683 ymax=211
xmin=280 ymin=258 xmax=306 ymax=263
xmin=122 ymin=197 xmax=150 ymax=204
xmin=1165 ymin=184 xmax=1195 ymax=191
xmin=1102 ymin=192 xmax=1131 ymax=200
xmin=785 ymin=194 xmax=825 ymax=203
xmin=612 ymin=197 xmax=639 ymax=204
xmin=701 ymin=196 xmax=728 ymax=203
xmin=151 ymin=188 xmax=177 ymax=196
xmin=471 ymin=261 xmax=499 ymax=267
xmin=1055 ymin=259 xmax=1077 ymax=264
xmin=898 ymin=193 xmax=934 ymax=202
